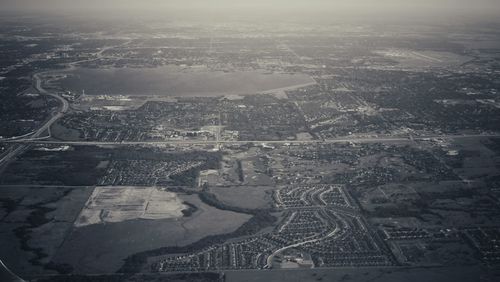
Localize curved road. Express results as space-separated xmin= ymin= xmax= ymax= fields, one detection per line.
xmin=264 ymin=222 xmax=340 ymax=269
xmin=25 ymin=41 xmax=128 ymax=141
xmin=0 ymin=73 xmax=68 ymax=166
xmin=32 ymin=72 xmax=69 ymax=137
xmin=0 ymin=41 xmax=132 ymax=166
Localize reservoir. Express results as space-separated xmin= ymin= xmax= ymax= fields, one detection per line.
xmin=58 ymin=65 xmax=313 ymax=97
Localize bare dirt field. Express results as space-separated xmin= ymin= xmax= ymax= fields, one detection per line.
xmin=75 ymin=186 xmax=186 ymax=227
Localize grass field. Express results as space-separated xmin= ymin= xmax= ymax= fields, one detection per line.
xmin=52 ymin=193 xmax=251 ymax=273
xmin=225 ymin=266 xmax=491 ymax=282
xmin=0 ymin=186 xmax=93 ymax=275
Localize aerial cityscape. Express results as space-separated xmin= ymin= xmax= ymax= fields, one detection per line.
xmin=1 ymin=0 xmax=500 ymax=281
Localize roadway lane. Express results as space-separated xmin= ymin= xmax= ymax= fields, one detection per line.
xmin=32 ymin=72 xmax=69 ymax=138
xmin=0 ymin=41 xmax=134 ymax=167
xmin=0 ymin=73 xmax=69 ymax=167
xmin=5 ymin=133 xmax=500 ymax=146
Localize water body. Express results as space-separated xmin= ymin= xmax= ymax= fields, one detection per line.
xmin=58 ymin=65 xmax=312 ymax=96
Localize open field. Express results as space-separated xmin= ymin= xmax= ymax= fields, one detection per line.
xmin=443 ymin=137 xmax=500 ymax=180
xmin=208 ymin=186 xmax=275 ymax=210
xmin=0 ymin=146 xmax=108 ymax=186
xmin=31 ymin=272 xmax=222 ymax=282
xmin=0 ymin=186 xmax=93 ymax=275
xmin=52 ymin=193 xmax=251 ymax=273
xmin=75 ymin=186 xmax=186 ymax=227
xmin=374 ymin=49 xmax=472 ymax=69
xmin=225 ymin=266 xmax=493 ymax=282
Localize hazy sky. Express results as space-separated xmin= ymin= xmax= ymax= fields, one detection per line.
xmin=2 ymin=0 xmax=500 ymax=23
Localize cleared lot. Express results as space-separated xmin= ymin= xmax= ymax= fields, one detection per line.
xmin=75 ymin=186 xmax=186 ymax=227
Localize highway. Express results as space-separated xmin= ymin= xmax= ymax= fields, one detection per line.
xmin=0 ymin=42 xmax=130 ymax=167
xmin=0 ymin=144 xmax=28 ymax=167
xmin=4 ymin=133 xmax=500 ymax=147
xmin=0 ymin=72 xmax=69 ymax=167
xmin=33 ymin=72 xmax=69 ymax=137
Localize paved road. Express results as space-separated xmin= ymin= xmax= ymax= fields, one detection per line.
xmin=0 ymin=73 xmax=69 ymax=167
xmin=0 ymin=144 xmax=28 ymax=166
xmin=4 ymin=133 xmax=500 ymax=146
xmin=0 ymin=42 xmax=127 ymax=166
xmin=264 ymin=213 xmax=342 ymax=269
xmin=33 ymin=72 xmax=69 ymax=136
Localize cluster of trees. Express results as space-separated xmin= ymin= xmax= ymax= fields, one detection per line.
xmin=181 ymin=201 xmax=198 ymax=217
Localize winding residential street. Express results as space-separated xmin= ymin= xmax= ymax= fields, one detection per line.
xmin=264 ymin=216 xmax=341 ymax=269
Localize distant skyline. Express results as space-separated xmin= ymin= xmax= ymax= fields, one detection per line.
xmin=1 ymin=0 xmax=500 ymax=23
